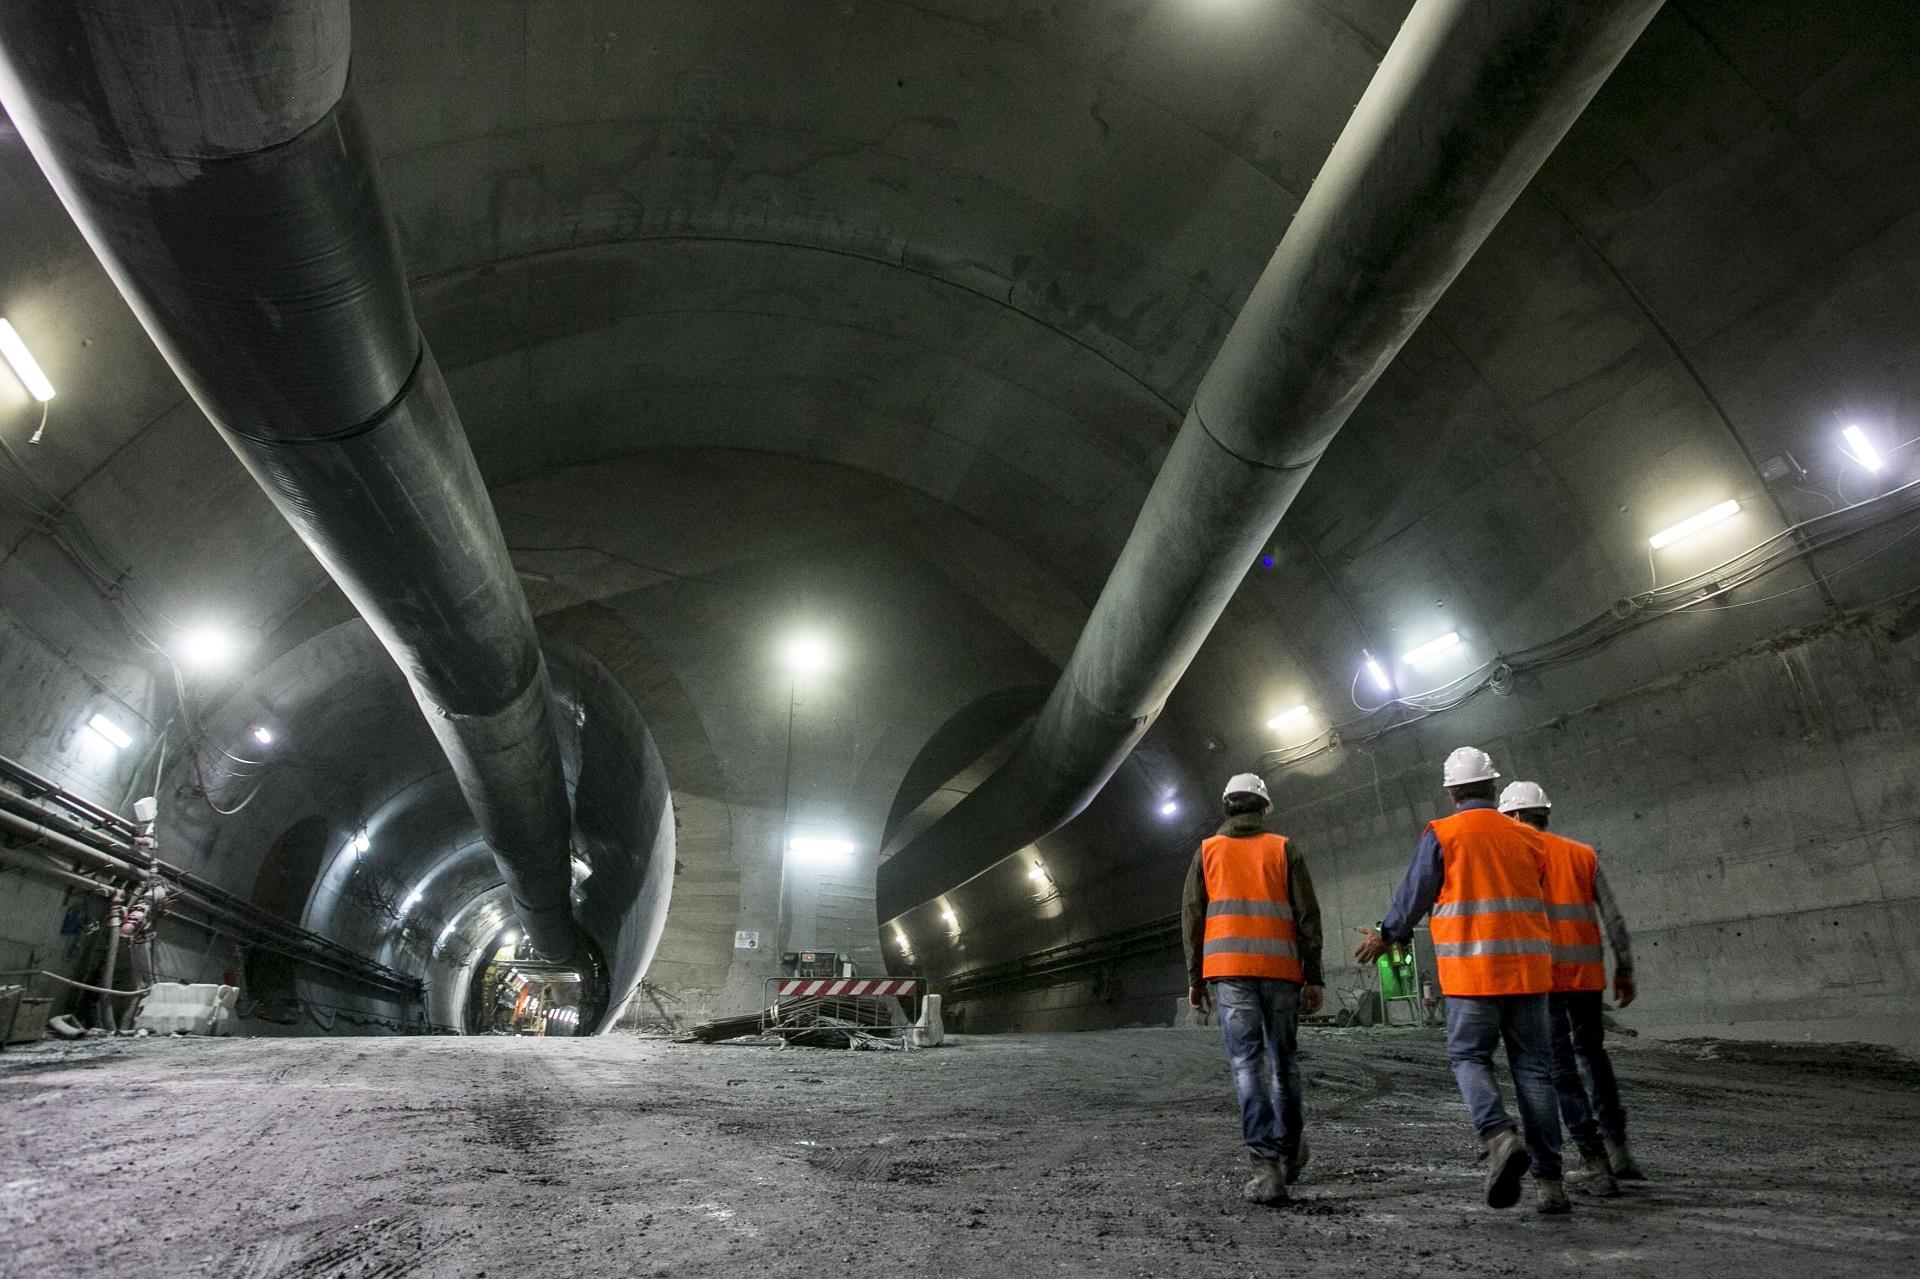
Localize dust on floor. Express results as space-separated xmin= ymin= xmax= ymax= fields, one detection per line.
xmin=1 ymin=1026 xmax=1915 ymax=1277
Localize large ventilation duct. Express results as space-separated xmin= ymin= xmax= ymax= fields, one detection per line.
xmin=0 ymin=2 xmax=581 ymax=961
xmin=878 ymin=0 xmax=1666 ymax=919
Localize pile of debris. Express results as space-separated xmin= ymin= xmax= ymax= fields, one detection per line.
xmin=682 ymin=993 xmax=914 ymax=1051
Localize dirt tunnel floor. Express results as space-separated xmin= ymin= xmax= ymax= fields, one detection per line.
xmin=2 ymin=1026 xmax=1917 ymax=1277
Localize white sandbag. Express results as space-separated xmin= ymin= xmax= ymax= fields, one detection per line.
xmin=135 ymin=983 xmax=237 ymax=1036
xmin=908 ymin=992 xmax=945 ymax=1047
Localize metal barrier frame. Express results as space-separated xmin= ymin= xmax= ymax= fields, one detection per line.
xmin=761 ymin=977 xmax=925 ymax=1044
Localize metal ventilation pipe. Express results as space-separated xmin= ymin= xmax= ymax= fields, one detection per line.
xmin=0 ymin=2 xmax=580 ymax=960
xmin=878 ymin=0 xmax=1665 ymax=919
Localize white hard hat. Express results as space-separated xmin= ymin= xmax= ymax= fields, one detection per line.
xmin=1223 ymin=773 xmax=1270 ymax=804
xmin=1498 ymin=780 xmax=1551 ymax=814
xmin=1441 ymin=746 xmax=1500 ymax=788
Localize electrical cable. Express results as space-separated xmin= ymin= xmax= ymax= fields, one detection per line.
xmin=1260 ymin=471 xmax=1920 ymax=777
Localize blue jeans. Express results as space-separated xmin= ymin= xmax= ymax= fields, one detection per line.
xmin=1212 ymin=978 xmax=1303 ymax=1160
xmin=1550 ymin=991 xmax=1627 ymax=1155
xmin=1444 ymin=994 xmax=1562 ymax=1180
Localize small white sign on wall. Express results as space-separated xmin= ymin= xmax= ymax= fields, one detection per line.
xmin=734 ymin=930 xmax=761 ymax=950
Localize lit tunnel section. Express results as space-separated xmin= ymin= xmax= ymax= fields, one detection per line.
xmin=157 ymin=622 xmax=673 ymax=1036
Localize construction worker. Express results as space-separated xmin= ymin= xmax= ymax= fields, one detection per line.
xmin=1355 ymin=747 xmax=1568 ymax=1214
xmin=1183 ymin=772 xmax=1324 ymax=1206
xmin=1498 ymin=780 xmax=1643 ymax=1191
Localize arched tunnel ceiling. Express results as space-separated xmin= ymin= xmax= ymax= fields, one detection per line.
xmin=5 ymin=0 xmax=1920 ymax=934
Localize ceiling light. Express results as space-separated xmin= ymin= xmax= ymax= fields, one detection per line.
xmin=1649 ymin=500 xmax=1740 ymax=549
xmin=1402 ymin=632 xmax=1462 ymax=666
xmin=892 ymin=927 xmax=911 ymax=948
xmin=940 ymin=907 xmax=958 ymax=928
xmin=787 ymin=836 xmax=854 ymax=866
xmin=436 ymin=921 xmax=457 ymax=946
xmin=501 ymin=930 xmax=519 ymax=946
xmin=401 ymin=890 xmax=423 ymax=912
xmin=1159 ymin=800 xmax=1179 ymax=818
xmin=251 ymin=726 xmax=274 ymax=746
xmin=1026 ymin=864 xmax=1048 ymax=882
xmin=0 ymin=319 xmax=54 ymax=402
xmin=1363 ymin=651 xmax=1393 ymax=694
xmin=85 ymin=713 xmax=133 ymax=750
xmin=1267 ymin=706 xmax=1310 ymax=731
xmin=176 ymin=625 xmax=237 ymax=670
xmin=1401 ymin=632 xmax=1462 ymax=666
xmin=780 ymin=632 xmax=832 ymax=676
xmin=352 ymin=831 xmax=371 ymax=854
xmin=1841 ymin=425 xmax=1884 ymax=472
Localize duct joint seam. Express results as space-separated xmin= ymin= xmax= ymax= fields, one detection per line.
xmin=1189 ymin=401 xmax=1326 ymax=475
xmin=217 ymin=340 xmax=427 ymax=447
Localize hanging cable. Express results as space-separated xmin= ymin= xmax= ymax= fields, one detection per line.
xmin=1262 ymin=473 xmax=1920 ymax=777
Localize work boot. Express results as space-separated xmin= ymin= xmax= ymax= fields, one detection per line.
xmin=1242 ymin=1153 xmax=1288 ymax=1206
xmin=1534 ymin=1176 xmax=1573 ymax=1215
xmin=1483 ymin=1127 xmax=1530 ymax=1210
xmin=1284 ymin=1134 xmax=1311 ymax=1185
xmin=1569 ymin=1148 xmax=1619 ymax=1197
xmin=1604 ymin=1136 xmax=1645 ymax=1181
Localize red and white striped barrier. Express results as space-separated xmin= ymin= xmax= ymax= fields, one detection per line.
xmin=773 ymin=977 xmax=921 ymax=999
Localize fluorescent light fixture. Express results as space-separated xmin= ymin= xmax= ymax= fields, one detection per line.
xmin=251 ymin=726 xmax=274 ymax=746
xmin=1649 ymin=500 xmax=1740 ymax=549
xmin=1841 ymin=425 xmax=1884 ymax=472
xmin=787 ymin=836 xmax=855 ymax=866
xmin=1026 ymin=864 xmax=1048 ymax=882
xmin=940 ymin=907 xmax=958 ymax=927
xmin=0 ymin=319 xmax=54 ymax=402
xmin=85 ymin=713 xmax=133 ymax=750
xmin=1267 ymin=706 xmax=1310 ymax=731
xmin=780 ymin=632 xmax=832 ymax=676
xmin=177 ymin=625 xmax=237 ymax=670
xmin=1159 ymin=800 xmax=1179 ymax=818
xmin=1363 ymin=651 xmax=1393 ymax=694
xmin=1401 ymin=632 xmax=1462 ymax=666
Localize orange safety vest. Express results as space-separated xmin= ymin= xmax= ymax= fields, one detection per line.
xmin=1541 ymin=831 xmax=1607 ymax=992
xmin=1200 ymin=832 xmax=1304 ymax=983
xmin=1427 ymin=808 xmax=1552 ymax=997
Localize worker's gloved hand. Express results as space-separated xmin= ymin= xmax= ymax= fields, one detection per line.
xmin=1300 ymin=984 xmax=1324 ymax=1017
xmin=1614 ymin=971 xmax=1637 ymax=1009
xmin=1354 ymin=928 xmax=1388 ymax=965
xmin=1188 ymin=982 xmax=1212 ymax=1015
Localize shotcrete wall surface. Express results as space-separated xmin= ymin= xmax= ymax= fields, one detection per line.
xmin=940 ymin=605 xmax=1920 ymax=1050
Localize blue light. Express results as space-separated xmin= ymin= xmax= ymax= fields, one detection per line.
xmin=1259 ymin=555 xmax=1275 ymax=570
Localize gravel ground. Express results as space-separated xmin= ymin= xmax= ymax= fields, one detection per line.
xmin=2 ymin=1026 xmax=1915 ymax=1277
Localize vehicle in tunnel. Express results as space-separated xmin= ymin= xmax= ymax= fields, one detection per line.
xmin=3 ymin=0 xmax=1920 ymax=1270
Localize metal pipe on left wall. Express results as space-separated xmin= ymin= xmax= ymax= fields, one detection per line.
xmin=0 ymin=1 xmax=580 ymax=961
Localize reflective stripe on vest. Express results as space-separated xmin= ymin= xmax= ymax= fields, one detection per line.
xmin=1207 ymin=898 xmax=1295 ymax=921
xmin=1200 ymin=832 xmax=1303 ymax=982
xmin=1541 ymin=832 xmax=1607 ymax=992
xmin=1427 ymin=808 xmax=1552 ymax=997
xmin=1433 ymin=896 xmax=1546 ymax=917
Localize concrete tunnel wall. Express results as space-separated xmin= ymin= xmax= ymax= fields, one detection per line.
xmin=4 ymin=0 xmax=1920 ymax=1046
xmin=36 ymin=620 xmax=679 ymax=1037
xmin=907 ymin=604 xmax=1920 ymax=1051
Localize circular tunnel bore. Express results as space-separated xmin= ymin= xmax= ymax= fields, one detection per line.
xmin=462 ymin=923 xmax=610 ymax=1037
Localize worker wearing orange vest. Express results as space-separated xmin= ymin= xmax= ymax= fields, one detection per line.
xmin=1357 ymin=748 xmax=1569 ymax=1214
xmin=1499 ymin=781 xmax=1643 ymax=1194
xmin=1182 ymin=773 xmax=1324 ymax=1206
